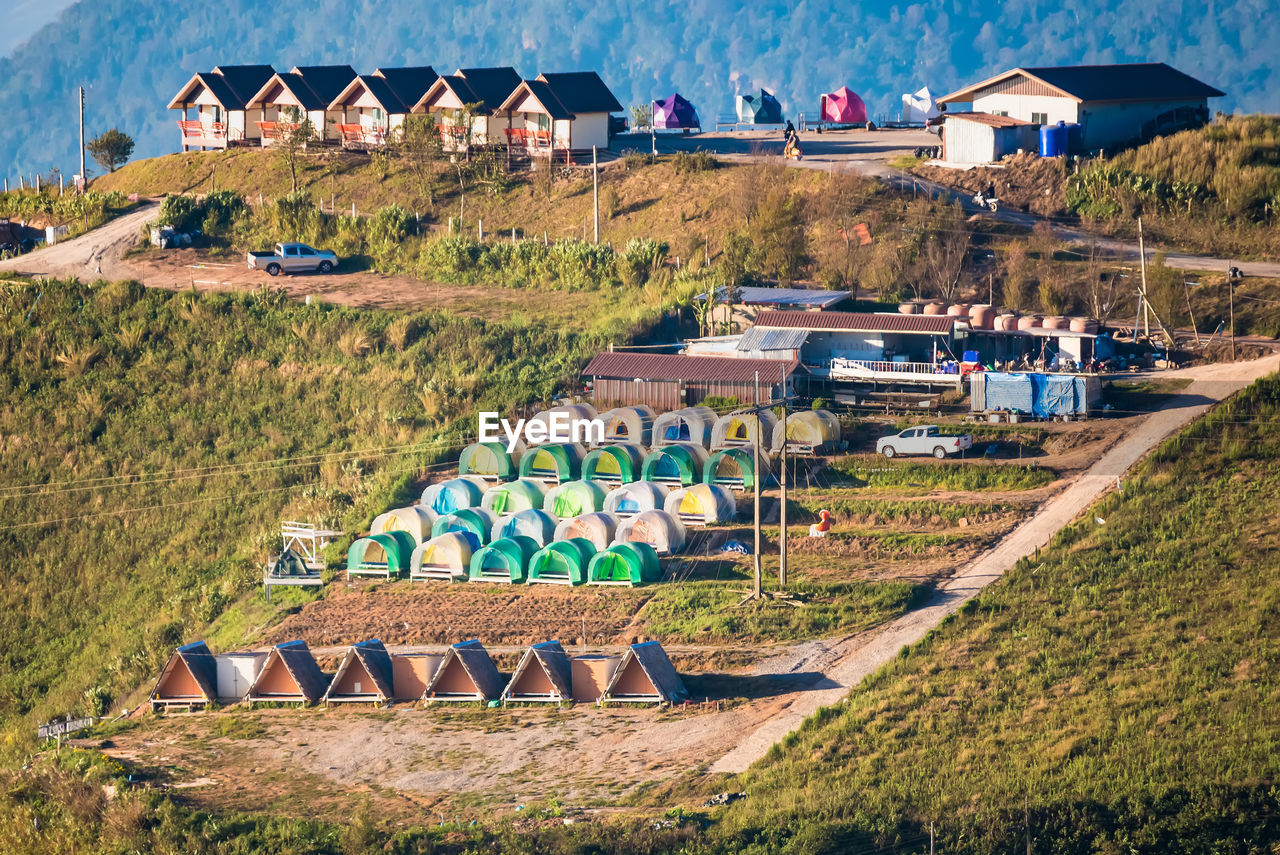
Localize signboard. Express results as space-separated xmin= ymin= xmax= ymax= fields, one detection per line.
xmin=37 ymin=715 xmax=95 ymax=740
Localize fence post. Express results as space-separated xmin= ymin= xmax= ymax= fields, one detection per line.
xmin=35 ymin=174 xmax=40 ymax=193
xmin=20 ymin=176 xmax=25 ymax=190
xmin=478 ymin=219 xmax=483 ymax=241
xmin=351 ymin=202 xmax=356 ymax=218
xmin=511 ymin=227 xmax=516 ymax=243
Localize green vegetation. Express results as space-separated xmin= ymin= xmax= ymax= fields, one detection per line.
xmin=0 ymin=189 xmax=132 ymax=241
xmin=828 ymin=459 xmax=1056 ymax=492
xmin=0 ymin=278 xmax=652 ymax=744
xmin=790 ymin=496 xmax=1011 ymax=526
xmin=1067 ymin=116 xmax=1280 ymax=256
xmin=638 ymin=579 xmax=923 ymax=643
xmin=712 ymin=373 xmax=1280 ymax=853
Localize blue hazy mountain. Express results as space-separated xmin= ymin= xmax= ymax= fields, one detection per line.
xmin=0 ymin=0 xmax=1276 ymax=178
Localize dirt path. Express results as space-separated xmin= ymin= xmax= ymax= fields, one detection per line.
xmin=708 ymin=352 xmax=1280 ymax=772
xmin=0 ymin=202 xmax=160 ymax=280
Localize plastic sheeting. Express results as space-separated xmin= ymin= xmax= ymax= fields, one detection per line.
xmin=664 ymin=483 xmax=737 ymax=525
xmin=420 ymin=478 xmax=484 ymax=515
xmin=491 ymin=508 xmax=557 ymax=547
xmin=554 ymin=511 xmax=621 ymax=552
xmin=603 ymin=481 xmax=670 ymax=518
xmin=481 ymin=478 xmax=546 ymax=514
xmin=614 ymin=509 xmax=687 ymax=555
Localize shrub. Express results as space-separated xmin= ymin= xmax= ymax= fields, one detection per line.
xmin=672 ymin=149 xmax=717 ymax=174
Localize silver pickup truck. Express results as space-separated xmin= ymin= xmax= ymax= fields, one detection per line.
xmin=877 ymin=425 xmax=973 ymax=459
xmin=247 ymin=242 xmax=338 ymax=276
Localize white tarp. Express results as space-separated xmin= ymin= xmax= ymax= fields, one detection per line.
xmin=901 ymin=86 xmax=940 ymax=124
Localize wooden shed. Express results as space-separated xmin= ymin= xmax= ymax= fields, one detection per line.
xmin=583 ymin=352 xmax=797 ymax=410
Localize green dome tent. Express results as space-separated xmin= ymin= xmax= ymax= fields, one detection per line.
xmin=468 ymin=535 xmax=540 ymax=583
xmin=458 ymin=442 xmax=519 ymax=481
xmin=518 ymin=443 xmax=585 ymax=484
xmin=480 ymin=478 xmax=546 ymax=514
xmin=490 ymin=508 xmax=557 ymax=547
xmin=528 ymin=538 xmax=597 ymax=586
xmin=347 ymin=531 xmax=416 ymax=579
xmin=432 ymin=508 xmax=497 ymax=545
xmin=544 ymin=479 xmax=608 ymax=518
xmin=641 ymin=443 xmax=707 ymax=487
xmin=587 ymin=542 xmax=662 ymax=587
xmin=581 ymin=444 xmax=645 ymax=484
xmin=736 ymin=89 xmax=782 ymax=124
xmin=703 ymin=448 xmax=758 ymax=492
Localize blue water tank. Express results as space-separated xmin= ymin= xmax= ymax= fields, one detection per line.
xmin=1039 ymin=121 xmax=1069 ymax=157
xmin=1063 ymin=122 xmax=1083 ymax=153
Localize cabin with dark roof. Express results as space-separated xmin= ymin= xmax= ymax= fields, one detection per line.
xmin=328 ymin=67 xmax=439 ymax=148
xmin=497 ymin=71 xmax=624 ymax=154
xmin=167 ymin=65 xmax=276 ymax=150
xmin=938 ymin=62 xmax=1224 ymax=155
xmin=245 ymin=65 xmax=358 ymax=144
xmin=411 ymin=66 xmax=523 ymax=148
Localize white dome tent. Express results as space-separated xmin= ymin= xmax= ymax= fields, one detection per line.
xmin=901 ymin=86 xmax=940 ymax=124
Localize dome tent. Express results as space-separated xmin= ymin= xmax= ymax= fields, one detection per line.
xmin=491 ymin=508 xmax=557 ymax=547
xmin=554 ymin=511 xmax=621 ymax=552
xmin=528 ymin=538 xmax=597 ymax=586
xmin=370 ymin=505 xmax=436 ymax=545
xmin=410 ymin=531 xmax=479 ymax=582
xmin=664 ymin=483 xmax=737 ymax=526
xmin=901 ymin=86 xmax=940 ymax=124
xmin=704 ymin=447 xmax=759 ymax=492
xmin=736 ymin=89 xmax=782 ymax=125
xmin=432 ymin=508 xmax=497 ymax=545
xmin=604 ymin=481 xmax=670 ymax=518
xmin=641 ymin=443 xmax=708 ymax=487
xmin=710 ymin=411 xmax=778 ymax=450
xmin=597 ymin=405 xmax=656 ymax=446
xmin=652 ymin=406 xmax=716 ymax=447
xmin=480 ymin=478 xmax=546 ymax=515
xmin=347 ymin=531 xmax=416 ymax=579
xmin=468 ymin=535 xmax=540 ymax=583
xmin=820 ymin=86 xmax=868 ymax=125
xmin=771 ymin=409 xmax=841 ymax=454
xmin=544 ymin=479 xmax=608 ymax=518
xmin=652 ymin=93 xmax=700 ymax=130
xmin=420 ymin=478 xmax=485 ymax=515
xmin=458 ymin=441 xmax=520 ymax=481
xmin=587 ymin=542 xmax=662 ymax=586
xmin=518 ymin=442 xmax=586 ymax=484
xmin=582 ymin=444 xmax=645 ymax=484
xmin=614 ymin=509 xmax=687 ymax=555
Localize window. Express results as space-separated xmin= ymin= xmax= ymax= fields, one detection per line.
xmin=538 ymin=113 xmax=550 ymax=132
xmin=1031 ymin=112 xmax=1048 ymax=125
xmin=373 ymin=108 xmax=383 ymax=122
xmin=991 ymin=110 xmax=1009 ymax=117
xmin=213 ymin=106 xmax=221 ymax=124
xmin=284 ymin=246 xmax=298 ymax=257
xmin=299 ymin=246 xmax=315 ymax=256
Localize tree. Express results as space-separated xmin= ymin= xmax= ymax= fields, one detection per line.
xmin=910 ymin=203 xmax=971 ymax=302
xmin=276 ymin=107 xmax=316 ymax=194
xmin=630 ymin=103 xmax=653 ymax=130
xmin=396 ymin=113 xmax=443 ymax=207
xmin=86 ymin=128 xmax=134 ymax=173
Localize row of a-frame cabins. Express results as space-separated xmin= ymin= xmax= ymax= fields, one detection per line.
xmin=151 ymin=638 xmax=689 ymax=710
xmin=169 ymin=64 xmax=624 ymax=154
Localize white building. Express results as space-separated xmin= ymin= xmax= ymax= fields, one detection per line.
xmin=938 ymin=62 xmax=1223 ymax=155
xmin=940 ymin=112 xmax=1038 ymax=164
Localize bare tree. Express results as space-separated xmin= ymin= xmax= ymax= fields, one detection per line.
xmin=276 ymin=107 xmax=316 ymax=194
xmin=1078 ymin=242 xmax=1119 ymax=323
xmin=912 ymin=205 xmax=971 ymax=302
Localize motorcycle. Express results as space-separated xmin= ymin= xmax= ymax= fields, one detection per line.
xmin=783 ymin=138 xmax=803 ymax=161
xmin=973 ymin=192 xmax=998 ymax=212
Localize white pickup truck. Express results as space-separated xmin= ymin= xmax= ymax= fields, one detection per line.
xmin=877 ymin=425 xmax=973 ymax=459
xmin=247 ymin=242 xmax=338 ymax=276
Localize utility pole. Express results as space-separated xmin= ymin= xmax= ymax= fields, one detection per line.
xmin=1228 ymin=267 xmax=1236 ymax=362
xmin=78 ymin=87 xmax=86 ymax=193
xmin=1137 ymin=217 xmax=1150 ymax=340
xmin=592 ymin=145 xmax=599 ymax=245
xmin=778 ymin=398 xmax=788 ymax=590
xmin=1025 ymin=795 xmax=1032 ymax=855
xmin=752 ymin=371 xmax=762 ymax=600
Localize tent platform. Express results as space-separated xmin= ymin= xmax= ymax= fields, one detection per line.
xmin=263 ymin=571 xmax=323 ymax=602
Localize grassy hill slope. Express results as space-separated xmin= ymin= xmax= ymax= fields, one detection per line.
xmin=0 ymin=278 xmax=648 ymax=744
xmin=710 ymin=374 xmax=1280 ymax=853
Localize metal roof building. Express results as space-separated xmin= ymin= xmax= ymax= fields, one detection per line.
xmin=583 ymin=352 xmax=798 ymax=410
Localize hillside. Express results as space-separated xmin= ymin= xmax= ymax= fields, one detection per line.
xmin=1 ymin=0 xmax=1274 ymax=177
xmin=0 ymin=279 xmax=649 ymax=734
xmin=711 ymin=374 xmax=1280 ymax=852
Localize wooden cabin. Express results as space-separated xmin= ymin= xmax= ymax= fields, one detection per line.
xmin=410 ymin=66 xmax=522 ymax=148
xmin=245 ymin=65 xmax=358 ymax=145
xmin=497 ymin=72 xmax=623 ymax=156
xmin=328 ymin=66 xmax=438 ymax=148
xmin=167 ymin=65 xmax=276 ymax=151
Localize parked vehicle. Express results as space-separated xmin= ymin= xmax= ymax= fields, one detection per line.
xmin=877 ymin=425 xmax=973 ymax=459
xmin=972 ymin=192 xmax=999 ymax=212
xmin=247 ymin=242 xmax=338 ymax=276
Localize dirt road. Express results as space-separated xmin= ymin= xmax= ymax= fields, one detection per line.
xmin=0 ymin=201 xmax=159 ymax=280
xmin=709 ymin=352 xmax=1280 ymax=772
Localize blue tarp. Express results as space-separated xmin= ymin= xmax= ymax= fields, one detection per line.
xmin=1031 ymin=374 xmax=1078 ymax=417
xmin=976 ymin=372 xmax=1092 ymax=416
xmin=982 ymin=372 xmax=1034 ymax=412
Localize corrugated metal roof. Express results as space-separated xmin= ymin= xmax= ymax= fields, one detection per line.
xmin=712 ymin=286 xmax=850 ymax=307
xmin=754 ymin=310 xmax=955 ymax=334
xmin=584 ymin=352 xmax=796 ymax=384
xmin=944 ymin=111 xmax=1035 ymax=128
xmin=737 ymin=327 xmax=810 ymax=352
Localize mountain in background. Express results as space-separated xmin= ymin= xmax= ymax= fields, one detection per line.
xmin=0 ymin=0 xmax=1276 ymax=179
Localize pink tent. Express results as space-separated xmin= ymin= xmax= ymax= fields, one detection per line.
xmin=821 ymin=86 xmax=867 ymax=125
